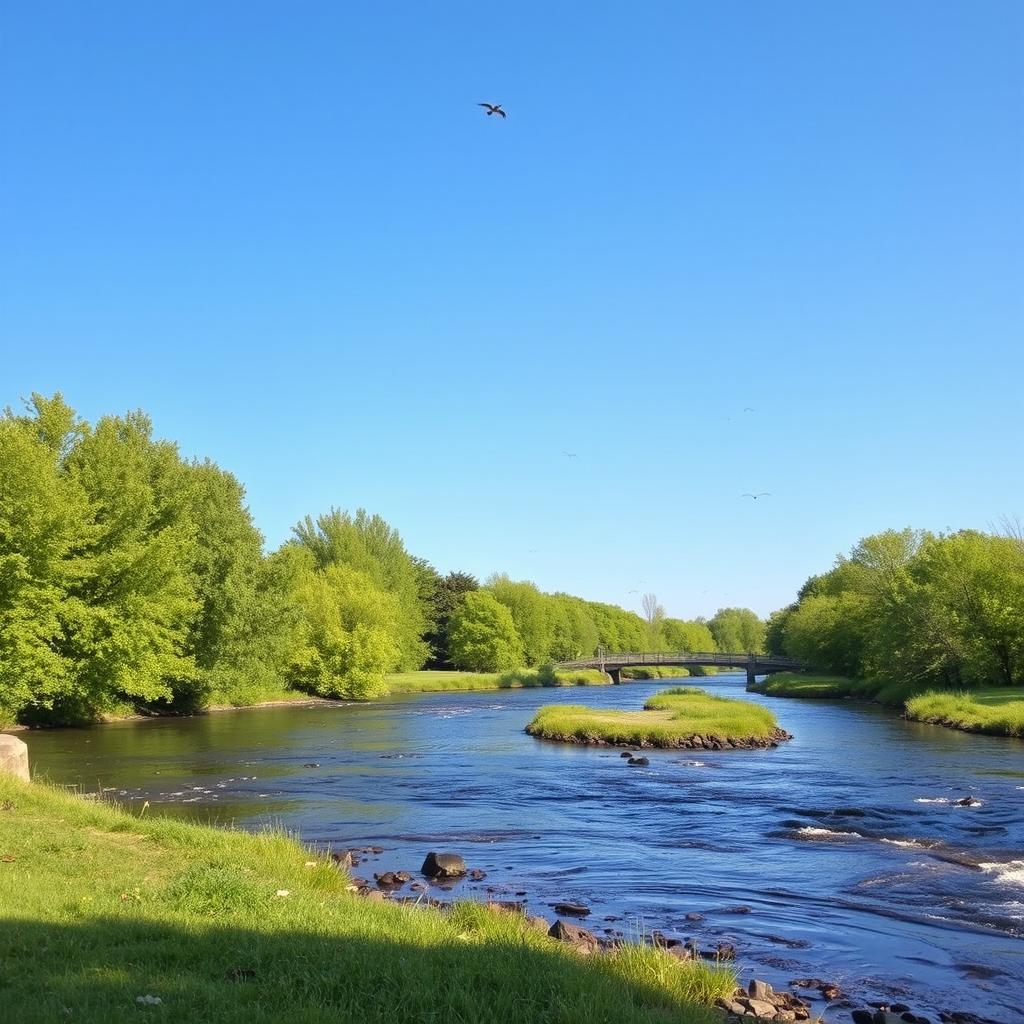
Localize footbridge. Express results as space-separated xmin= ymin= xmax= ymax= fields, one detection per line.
xmin=556 ymin=651 xmax=803 ymax=687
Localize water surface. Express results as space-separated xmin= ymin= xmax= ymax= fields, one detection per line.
xmin=22 ymin=675 xmax=1024 ymax=1022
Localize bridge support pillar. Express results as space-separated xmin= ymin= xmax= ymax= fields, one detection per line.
xmin=607 ymin=668 xmax=621 ymax=684
xmin=746 ymin=656 xmax=757 ymax=689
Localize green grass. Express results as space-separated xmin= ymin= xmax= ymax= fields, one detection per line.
xmin=620 ymin=666 xmax=690 ymax=680
xmin=384 ymin=668 xmax=611 ymax=694
xmin=905 ymin=689 xmax=1024 ymax=738
xmin=0 ymin=775 xmax=733 ymax=1024
xmin=750 ymin=673 xmax=858 ymax=699
xmin=526 ymin=687 xmax=783 ymax=748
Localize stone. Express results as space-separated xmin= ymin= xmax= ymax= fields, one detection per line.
xmin=548 ymin=919 xmax=599 ymax=953
xmin=742 ymin=997 xmax=778 ymax=1017
xmin=552 ymin=901 xmax=590 ymax=916
xmin=467 ymin=868 xmax=487 ymax=881
xmin=627 ymin=756 xmax=649 ymax=766
xmin=0 ymin=736 xmax=29 ymax=783
xmin=772 ymin=1013 xmax=797 ymax=1023
xmin=486 ymin=900 xmax=525 ymax=915
xmin=685 ymin=912 xmax=704 ymax=921
xmin=749 ymin=980 xmax=774 ymax=1001
xmin=874 ymin=1014 xmax=908 ymax=1024
xmin=362 ymin=889 xmax=385 ymax=902
xmin=620 ymin=751 xmax=633 ymax=758
xmin=665 ymin=945 xmax=692 ymax=962
xmin=954 ymin=796 xmax=979 ymax=807
xmin=717 ymin=998 xmax=748 ymax=1016
xmin=421 ymin=852 xmax=467 ymax=878
xmin=526 ymin=915 xmax=549 ymax=932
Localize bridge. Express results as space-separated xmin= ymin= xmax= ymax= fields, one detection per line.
xmin=555 ymin=651 xmax=804 ymax=687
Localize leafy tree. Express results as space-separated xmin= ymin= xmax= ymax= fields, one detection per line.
xmin=424 ymin=570 xmax=479 ymax=668
xmin=486 ymin=575 xmax=552 ymax=666
xmin=448 ymin=591 xmax=524 ymax=672
xmin=709 ymin=607 xmax=765 ymax=654
xmin=286 ymin=559 xmax=400 ymax=699
xmin=661 ymin=618 xmax=716 ymax=653
xmin=293 ymin=508 xmax=429 ymax=670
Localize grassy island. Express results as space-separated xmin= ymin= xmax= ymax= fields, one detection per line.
xmin=525 ymin=687 xmax=789 ymax=749
xmin=384 ymin=667 xmax=610 ymax=694
xmin=0 ymin=775 xmax=734 ymax=1024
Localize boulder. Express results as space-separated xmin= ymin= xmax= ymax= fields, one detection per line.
xmin=0 ymin=736 xmax=29 ymax=783
xmin=548 ymin=919 xmax=599 ymax=953
xmin=740 ymin=997 xmax=778 ymax=1017
xmin=620 ymin=751 xmax=633 ymax=758
xmin=748 ymin=980 xmax=774 ymax=1001
xmin=716 ymin=998 xmax=748 ymax=1016
xmin=421 ymin=852 xmax=467 ymax=879
xmin=852 ymin=1013 xmax=874 ymax=1024
xmin=627 ymin=756 xmax=649 ymax=766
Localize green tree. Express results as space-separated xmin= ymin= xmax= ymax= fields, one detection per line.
xmin=708 ymin=607 xmax=765 ymax=654
xmin=424 ymin=570 xmax=480 ymax=668
xmin=293 ymin=508 xmax=429 ymax=670
xmin=487 ymin=575 xmax=553 ymax=666
xmin=661 ymin=618 xmax=716 ymax=652
xmin=448 ymin=591 xmax=524 ymax=672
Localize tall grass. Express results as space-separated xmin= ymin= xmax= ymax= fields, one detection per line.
xmin=526 ymin=687 xmax=781 ymax=746
xmin=621 ymin=666 xmax=690 ymax=680
xmin=0 ymin=776 xmax=733 ymax=1024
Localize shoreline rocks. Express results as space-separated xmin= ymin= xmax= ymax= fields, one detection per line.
xmin=421 ymin=851 xmax=467 ymax=879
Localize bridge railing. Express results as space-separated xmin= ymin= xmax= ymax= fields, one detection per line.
xmin=555 ymin=651 xmax=803 ymax=670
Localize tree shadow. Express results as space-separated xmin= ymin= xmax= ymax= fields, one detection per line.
xmin=0 ymin=915 xmax=721 ymax=1024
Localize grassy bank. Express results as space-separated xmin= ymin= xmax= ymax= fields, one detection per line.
xmin=0 ymin=775 xmax=733 ymax=1024
xmin=526 ymin=687 xmax=786 ymax=749
xmin=905 ymin=689 xmax=1024 ymax=738
xmin=620 ymin=666 xmax=690 ymax=680
xmin=755 ymin=674 xmax=1024 ymax=739
xmin=751 ymin=672 xmax=929 ymax=708
xmin=384 ymin=667 xmax=610 ymax=694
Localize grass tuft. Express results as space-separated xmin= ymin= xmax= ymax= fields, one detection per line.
xmin=905 ymin=690 xmax=1024 ymax=738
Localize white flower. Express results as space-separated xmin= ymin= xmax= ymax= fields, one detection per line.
xmin=135 ymin=995 xmax=162 ymax=1006
xmin=275 ymin=889 xmax=291 ymax=897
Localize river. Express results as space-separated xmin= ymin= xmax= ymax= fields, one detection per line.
xmin=21 ymin=674 xmax=1024 ymax=1022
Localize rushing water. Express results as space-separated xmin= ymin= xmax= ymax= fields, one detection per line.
xmin=20 ymin=674 xmax=1024 ymax=1022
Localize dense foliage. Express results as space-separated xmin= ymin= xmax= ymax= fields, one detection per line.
xmin=767 ymin=528 xmax=1024 ymax=688
xmin=0 ymin=394 xmax=763 ymax=724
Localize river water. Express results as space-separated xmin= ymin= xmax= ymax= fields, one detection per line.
xmin=21 ymin=675 xmax=1024 ymax=1022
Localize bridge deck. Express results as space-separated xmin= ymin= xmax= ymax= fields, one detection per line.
xmin=556 ymin=651 xmax=802 ymax=672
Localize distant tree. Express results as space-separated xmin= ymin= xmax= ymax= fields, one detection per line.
xmin=661 ymin=618 xmax=716 ymax=653
xmin=641 ymin=593 xmax=666 ymax=650
xmin=487 ymin=575 xmax=552 ymax=666
xmin=708 ymin=607 xmax=765 ymax=654
xmin=424 ymin=570 xmax=480 ymax=668
xmin=448 ymin=591 xmax=524 ymax=672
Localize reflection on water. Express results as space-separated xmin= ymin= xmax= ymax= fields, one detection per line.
xmin=21 ymin=675 xmax=1024 ymax=1023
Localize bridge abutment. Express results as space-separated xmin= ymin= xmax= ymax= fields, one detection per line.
xmin=607 ymin=668 xmax=621 ymax=684
xmin=746 ymin=656 xmax=757 ymax=689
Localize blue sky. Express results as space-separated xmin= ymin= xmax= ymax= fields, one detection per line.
xmin=2 ymin=2 xmax=1022 ymax=618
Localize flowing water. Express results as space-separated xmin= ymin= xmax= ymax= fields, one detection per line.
xmin=21 ymin=674 xmax=1024 ymax=1021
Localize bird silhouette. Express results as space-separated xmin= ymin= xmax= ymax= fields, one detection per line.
xmin=743 ymin=407 xmax=755 ymax=413
xmin=741 ymin=492 xmax=771 ymax=500
xmin=562 ymin=451 xmax=578 ymax=458
xmin=478 ymin=103 xmax=506 ymax=118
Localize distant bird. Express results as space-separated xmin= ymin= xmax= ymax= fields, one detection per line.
xmin=742 ymin=492 xmax=771 ymax=500
xmin=743 ymin=407 xmax=755 ymax=413
xmin=628 ymin=589 xmax=639 ymax=594
xmin=562 ymin=451 xmax=578 ymax=458
xmin=478 ymin=103 xmax=507 ymax=118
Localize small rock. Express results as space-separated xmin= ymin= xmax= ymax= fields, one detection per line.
xmin=852 ymin=1013 xmax=874 ymax=1024
xmin=526 ymin=915 xmax=549 ymax=932
xmin=717 ymin=998 xmax=748 ymax=1016
xmin=552 ymin=900 xmax=590 ymax=916
xmin=302 ymin=762 xmax=320 ymax=768
xmin=467 ymin=868 xmax=487 ymax=881
xmin=742 ymin=997 xmax=778 ymax=1017
xmin=665 ymin=945 xmax=693 ymax=962
xmin=332 ymin=850 xmax=355 ymax=870
xmin=685 ymin=911 xmax=705 ymax=921
xmin=749 ymin=980 xmax=774 ymax=1001
xmin=953 ymin=796 xmax=980 ymax=807
xmin=620 ymin=751 xmax=633 ymax=758
xmin=421 ymin=851 xmax=467 ymax=878
xmin=627 ymin=756 xmax=649 ymax=766
xmin=548 ymin=919 xmax=599 ymax=953
xmin=722 ymin=905 xmax=752 ymax=914
xmin=363 ymin=889 xmax=385 ymax=902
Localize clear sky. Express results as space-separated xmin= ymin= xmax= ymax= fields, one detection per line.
xmin=2 ymin=2 xmax=1022 ymax=619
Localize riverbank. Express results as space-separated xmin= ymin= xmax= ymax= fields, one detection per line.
xmin=384 ymin=667 xmax=610 ymax=693
xmin=0 ymin=774 xmax=737 ymax=1024
xmin=526 ymin=687 xmax=789 ymax=749
xmin=751 ymin=673 xmax=1024 ymax=739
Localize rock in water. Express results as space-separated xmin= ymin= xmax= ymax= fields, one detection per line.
xmin=627 ymin=756 xmax=649 ymax=766
xmin=420 ymin=852 xmax=467 ymax=879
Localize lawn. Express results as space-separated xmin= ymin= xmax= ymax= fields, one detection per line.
xmin=526 ymin=687 xmax=786 ymax=748
xmin=0 ymin=775 xmax=733 ymax=1024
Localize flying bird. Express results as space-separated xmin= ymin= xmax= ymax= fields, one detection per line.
xmin=562 ymin=451 xmax=578 ymax=458
xmin=743 ymin=407 xmax=755 ymax=413
xmin=478 ymin=103 xmax=506 ymax=118
xmin=742 ymin=492 xmax=771 ymax=500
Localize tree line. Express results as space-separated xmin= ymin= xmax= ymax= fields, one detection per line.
xmin=766 ymin=527 xmax=1024 ymax=689
xmin=0 ymin=395 xmax=764 ymax=725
